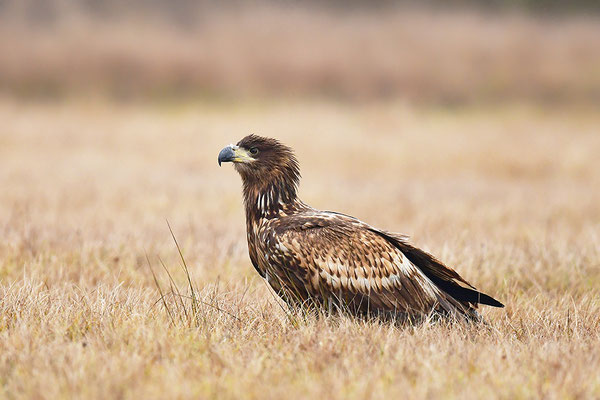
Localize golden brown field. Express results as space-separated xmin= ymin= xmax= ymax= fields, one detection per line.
xmin=1 ymin=96 xmax=599 ymax=399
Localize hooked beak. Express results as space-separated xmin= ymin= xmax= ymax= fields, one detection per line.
xmin=218 ymin=144 xmax=253 ymax=166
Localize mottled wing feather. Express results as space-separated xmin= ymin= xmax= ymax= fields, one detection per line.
xmin=265 ymin=212 xmax=472 ymax=317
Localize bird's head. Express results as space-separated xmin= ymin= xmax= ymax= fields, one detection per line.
xmin=218 ymin=135 xmax=300 ymax=189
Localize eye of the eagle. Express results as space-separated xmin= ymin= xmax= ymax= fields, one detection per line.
xmin=249 ymin=147 xmax=259 ymax=156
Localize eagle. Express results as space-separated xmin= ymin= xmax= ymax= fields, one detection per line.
xmin=218 ymin=135 xmax=504 ymax=322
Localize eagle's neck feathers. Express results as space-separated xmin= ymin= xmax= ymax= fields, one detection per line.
xmin=242 ymin=177 xmax=305 ymax=221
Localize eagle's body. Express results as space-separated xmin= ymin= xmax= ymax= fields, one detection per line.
xmin=219 ymin=135 xmax=503 ymax=322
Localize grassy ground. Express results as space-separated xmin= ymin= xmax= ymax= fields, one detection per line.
xmin=1 ymin=98 xmax=599 ymax=399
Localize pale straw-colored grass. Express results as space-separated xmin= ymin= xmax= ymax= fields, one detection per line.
xmin=1 ymin=98 xmax=599 ymax=398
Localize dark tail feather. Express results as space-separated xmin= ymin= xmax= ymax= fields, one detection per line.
xmin=430 ymin=276 xmax=504 ymax=307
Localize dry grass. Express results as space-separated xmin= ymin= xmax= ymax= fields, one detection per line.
xmin=1 ymin=97 xmax=600 ymax=399
xmin=1 ymin=6 xmax=600 ymax=103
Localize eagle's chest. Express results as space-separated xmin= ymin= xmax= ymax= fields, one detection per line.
xmin=246 ymin=219 xmax=275 ymax=273
xmin=246 ymin=218 xmax=295 ymax=280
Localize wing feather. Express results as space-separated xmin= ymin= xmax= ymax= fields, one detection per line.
xmin=265 ymin=212 xmax=475 ymax=318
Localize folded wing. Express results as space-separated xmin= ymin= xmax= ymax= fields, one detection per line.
xmin=265 ymin=212 xmax=498 ymax=320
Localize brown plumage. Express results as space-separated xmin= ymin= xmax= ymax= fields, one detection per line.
xmin=218 ymin=135 xmax=504 ymax=322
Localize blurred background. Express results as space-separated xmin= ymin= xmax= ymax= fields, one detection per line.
xmin=1 ymin=0 xmax=599 ymax=285
xmin=1 ymin=0 xmax=599 ymax=104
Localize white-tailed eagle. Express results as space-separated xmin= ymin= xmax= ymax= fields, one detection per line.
xmin=218 ymin=135 xmax=503 ymax=322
